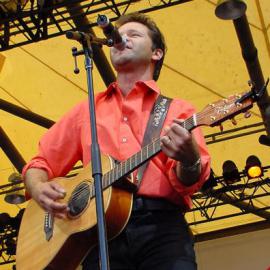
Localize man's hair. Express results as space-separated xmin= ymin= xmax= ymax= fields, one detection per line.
xmin=116 ymin=13 xmax=167 ymax=81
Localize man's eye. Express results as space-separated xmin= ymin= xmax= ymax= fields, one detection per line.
xmin=130 ymin=33 xmax=140 ymax=37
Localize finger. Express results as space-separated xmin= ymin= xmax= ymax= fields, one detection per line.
xmin=50 ymin=182 xmax=66 ymax=197
xmin=163 ymin=125 xmax=170 ymax=134
xmin=160 ymin=132 xmax=185 ymax=161
xmin=170 ymin=122 xmax=189 ymax=136
xmin=54 ymin=212 xmax=68 ymax=219
xmin=161 ymin=129 xmax=180 ymax=150
xmin=43 ymin=188 xmax=64 ymax=201
xmin=160 ymin=135 xmax=177 ymax=154
xmin=51 ymin=201 xmax=68 ymax=212
xmin=169 ymin=125 xmax=193 ymax=149
xmin=42 ymin=183 xmax=66 ymax=201
xmin=160 ymin=134 xmax=171 ymax=145
xmin=50 ymin=181 xmax=66 ymax=193
xmin=40 ymin=195 xmax=68 ymax=213
xmin=160 ymin=143 xmax=178 ymax=160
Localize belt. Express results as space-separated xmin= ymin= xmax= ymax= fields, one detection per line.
xmin=132 ymin=196 xmax=181 ymax=212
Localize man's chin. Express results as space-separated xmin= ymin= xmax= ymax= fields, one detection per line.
xmin=112 ymin=58 xmax=133 ymax=70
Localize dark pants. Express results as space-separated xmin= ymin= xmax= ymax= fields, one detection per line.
xmin=82 ymin=198 xmax=197 ymax=270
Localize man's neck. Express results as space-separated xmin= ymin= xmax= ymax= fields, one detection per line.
xmin=116 ymin=67 xmax=154 ymax=96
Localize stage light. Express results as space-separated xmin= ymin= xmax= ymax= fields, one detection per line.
xmin=215 ymin=0 xmax=246 ymax=20
xmin=0 ymin=212 xmax=11 ymax=232
xmin=4 ymin=172 xmax=26 ymax=204
xmin=222 ymin=160 xmax=241 ymax=184
xmin=245 ymin=155 xmax=263 ymax=179
xmin=201 ymin=169 xmax=218 ymax=191
xmin=10 ymin=208 xmax=25 ymax=231
xmin=5 ymin=238 xmax=16 ymax=255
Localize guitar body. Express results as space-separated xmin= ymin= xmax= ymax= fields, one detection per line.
xmin=16 ymin=154 xmax=134 ymax=270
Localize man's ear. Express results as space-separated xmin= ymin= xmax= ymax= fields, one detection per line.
xmin=152 ymin=48 xmax=163 ymax=61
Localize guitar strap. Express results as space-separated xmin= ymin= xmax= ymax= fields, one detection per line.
xmin=136 ymin=94 xmax=172 ymax=188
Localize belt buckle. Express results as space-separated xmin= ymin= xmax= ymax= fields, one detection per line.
xmin=133 ymin=197 xmax=144 ymax=211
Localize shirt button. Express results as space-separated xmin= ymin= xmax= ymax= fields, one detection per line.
xmin=122 ymin=137 xmax=127 ymax=143
xmin=123 ymin=116 xmax=128 ymax=122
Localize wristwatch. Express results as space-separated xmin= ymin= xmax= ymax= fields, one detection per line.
xmin=181 ymin=158 xmax=201 ymax=173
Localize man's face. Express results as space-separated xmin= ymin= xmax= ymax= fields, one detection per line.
xmin=110 ymin=22 xmax=156 ymax=72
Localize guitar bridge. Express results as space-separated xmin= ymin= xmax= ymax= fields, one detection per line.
xmin=44 ymin=212 xmax=54 ymax=241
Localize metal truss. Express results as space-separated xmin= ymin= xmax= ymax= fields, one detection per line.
xmin=188 ymin=168 xmax=270 ymax=228
xmin=0 ymin=209 xmax=23 ymax=268
xmin=0 ymin=0 xmax=191 ymax=51
xmin=205 ymin=121 xmax=266 ymax=145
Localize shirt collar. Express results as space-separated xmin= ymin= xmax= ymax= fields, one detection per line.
xmin=105 ymin=80 xmax=161 ymax=96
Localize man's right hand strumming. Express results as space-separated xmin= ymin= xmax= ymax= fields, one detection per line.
xmin=24 ymin=168 xmax=69 ymax=219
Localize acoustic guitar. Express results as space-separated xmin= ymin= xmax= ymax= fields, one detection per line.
xmin=16 ymin=84 xmax=266 ymax=270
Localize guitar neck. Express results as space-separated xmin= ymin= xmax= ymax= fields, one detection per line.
xmin=102 ymin=114 xmax=198 ymax=189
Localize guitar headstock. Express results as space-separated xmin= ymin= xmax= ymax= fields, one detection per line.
xmin=197 ymin=92 xmax=254 ymax=128
xmin=197 ymin=79 xmax=269 ymax=128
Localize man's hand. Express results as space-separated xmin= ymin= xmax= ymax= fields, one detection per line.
xmin=160 ymin=119 xmax=201 ymax=186
xmin=160 ymin=119 xmax=199 ymax=164
xmin=25 ymin=168 xmax=69 ymax=219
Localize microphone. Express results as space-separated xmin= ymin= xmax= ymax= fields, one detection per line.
xmin=97 ymin=14 xmax=126 ymax=50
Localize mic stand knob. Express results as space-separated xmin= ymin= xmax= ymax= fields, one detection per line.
xmin=72 ymin=47 xmax=83 ymax=74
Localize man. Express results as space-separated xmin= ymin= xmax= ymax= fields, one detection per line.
xmin=23 ymin=13 xmax=210 ymax=270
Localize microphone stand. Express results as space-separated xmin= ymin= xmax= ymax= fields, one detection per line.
xmin=68 ymin=32 xmax=110 ymax=270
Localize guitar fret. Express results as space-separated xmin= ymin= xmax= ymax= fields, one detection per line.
xmin=106 ymin=173 xmax=110 ymax=186
xmin=109 ymin=171 xmax=112 ymax=184
xmin=150 ymin=142 xmax=154 ymax=155
xmin=124 ymin=160 xmax=127 ymax=175
xmin=116 ymin=165 xmax=121 ymax=179
xmin=120 ymin=163 xmax=123 ymax=177
xmin=137 ymin=152 xmax=140 ymax=166
xmin=134 ymin=153 xmax=138 ymax=167
xmin=102 ymin=173 xmax=107 ymax=188
xmin=142 ymin=148 xmax=146 ymax=161
xmin=113 ymin=167 xmax=116 ymax=182
xmin=127 ymin=158 xmax=130 ymax=172
xmin=131 ymin=155 xmax=135 ymax=169
xmin=116 ymin=166 xmax=119 ymax=180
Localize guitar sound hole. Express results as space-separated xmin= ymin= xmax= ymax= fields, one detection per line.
xmin=68 ymin=181 xmax=90 ymax=218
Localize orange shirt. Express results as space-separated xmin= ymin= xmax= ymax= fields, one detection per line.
xmin=23 ymin=80 xmax=211 ymax=209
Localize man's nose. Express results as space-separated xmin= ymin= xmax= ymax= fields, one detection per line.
xmin=122 ymin=33 xmax=129 ymax=42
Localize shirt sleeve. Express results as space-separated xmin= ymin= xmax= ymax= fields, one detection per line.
xmin=22 ymin=101 xmax=85 ymax=180
xmin=163 ymin=99 xmax=211 ymax=196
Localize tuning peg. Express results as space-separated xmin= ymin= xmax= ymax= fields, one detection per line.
xmin=231 ymin=118 xmax=237 ymax=125
xmin=219 ymin=124 xmax=224 ymax=132
xmin=244 ymin=111 xmax=251 ymax=118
